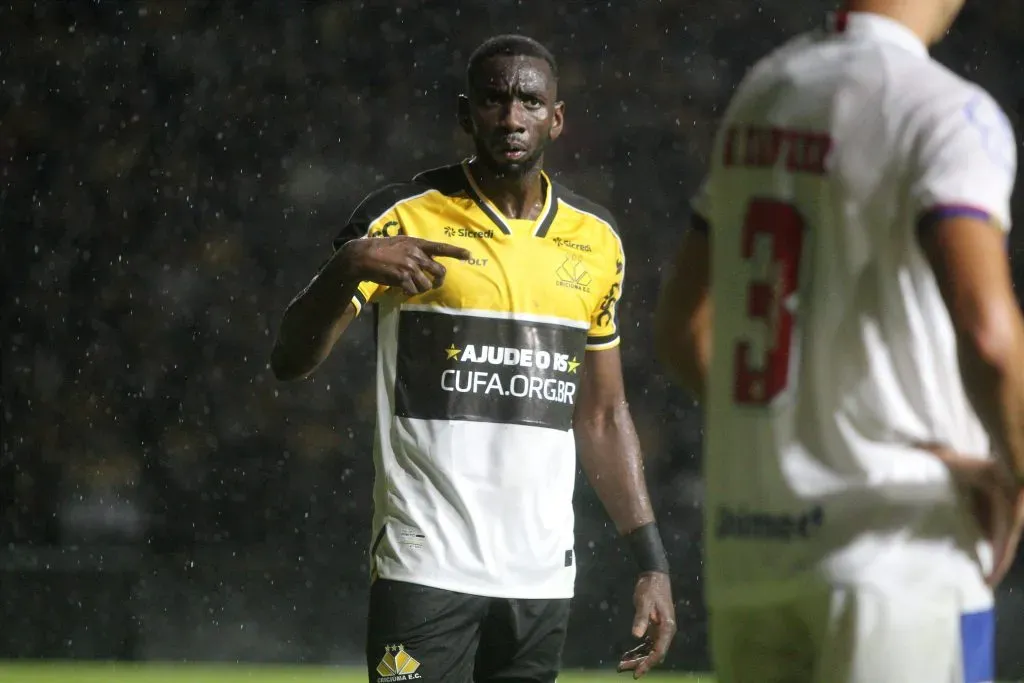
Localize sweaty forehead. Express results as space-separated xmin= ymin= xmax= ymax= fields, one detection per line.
xmin=472 ymin=55 xmax=555 ymax=95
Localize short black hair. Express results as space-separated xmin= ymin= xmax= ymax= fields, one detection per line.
xmin=466 ymin=34 xmax=558 ymax=90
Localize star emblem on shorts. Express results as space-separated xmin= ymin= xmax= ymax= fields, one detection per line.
xmin=567 ymin=356 xmax=580 ymax=373
xmin=445 ymin=344 xmax=462 ymax=360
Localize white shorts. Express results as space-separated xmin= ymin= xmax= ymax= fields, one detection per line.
xmin=709 ymin=585 xmax=995 ymax=683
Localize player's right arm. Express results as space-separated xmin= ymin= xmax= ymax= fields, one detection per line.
xmin=654 ymin=181 xmax=713 ymax=402
xmin=270 ymin=186 xmax=471 ymax=381
xmin=913 ymin=91 xmax=1024 ymax=485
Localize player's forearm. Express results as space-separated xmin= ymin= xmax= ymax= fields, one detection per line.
xmin=576 ymin=403 xmax=656 ymax=533
xmin=958 ymin=321 xmax=1024 ymax=480
xmin=654 ymin=314 xmax=710 ymax=402
xmin=656 ymin=343 xmax=707 ymax=401
xmin=653 ymin=228 xmax=711 ymax=401
xmin=271 ymin=257 xmax=359 ymax=381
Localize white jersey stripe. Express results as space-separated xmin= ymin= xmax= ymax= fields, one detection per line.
xmin=399 ymin=303 xmax=590 ymax=330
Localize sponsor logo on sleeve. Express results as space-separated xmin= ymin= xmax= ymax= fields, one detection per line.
xmin=963 ymin=94 xmax=1015 ymax=173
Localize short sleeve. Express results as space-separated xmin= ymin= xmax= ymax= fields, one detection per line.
xmin=911 ymin=89 xmax=1017 ymax=234
xmin=587 ymin=235 xmax=625 ymax=351
xmin=332 ymin=183 xmax=417 ymax=315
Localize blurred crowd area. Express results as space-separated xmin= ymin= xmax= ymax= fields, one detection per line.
xmin=2 ymin=0 xmax=1023 ymax=671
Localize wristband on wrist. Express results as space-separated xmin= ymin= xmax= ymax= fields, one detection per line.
xmin=624 ymin=522 xmax=670 ymax=574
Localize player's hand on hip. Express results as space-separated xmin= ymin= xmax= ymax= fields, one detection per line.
xmin=616 ymin=571 xmax=676 ymax=679
xmin=919 ymin=443 xmax=1024 ymax=587
xmin=341 ymin=236 xmax=471 ymax=296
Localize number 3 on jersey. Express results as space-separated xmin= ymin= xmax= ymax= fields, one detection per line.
xmin=733 ymin=199 xmax=805 ymax=406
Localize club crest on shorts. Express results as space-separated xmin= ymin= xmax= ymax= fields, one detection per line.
xmin=376 ymin=643 xmax=422 ymax=681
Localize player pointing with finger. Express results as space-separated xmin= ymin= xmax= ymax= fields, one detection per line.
xmin=655 ymin=1 xmax=1023 ymax=682
xmin=272 ymin=34 xmax=675 ymax=683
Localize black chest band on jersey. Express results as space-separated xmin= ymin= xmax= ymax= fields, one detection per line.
xmin=624 ymin=522 xmax=670 ymax=574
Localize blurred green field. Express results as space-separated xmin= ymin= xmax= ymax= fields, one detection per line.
xmin=0 ymin=664 xmax=1013 ymax=683
xmin=0 ymin=662 xmax=713 ymax=682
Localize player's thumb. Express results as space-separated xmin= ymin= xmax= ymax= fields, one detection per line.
xmin=985 ymin=494 xmax=1024 ymax=587
xmin=420 ymin=240 xmax=472 ymax=261
xmin=915 ymin=442 xmax=990 ymax=485
xmin=631 ymin=607 xmax=650 ymax=638
xmin=986 ymin=511 xmax=1016 ymax=587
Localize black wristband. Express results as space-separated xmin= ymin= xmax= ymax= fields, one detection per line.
xmin=624 ymin=522 xmax=670 ymax=574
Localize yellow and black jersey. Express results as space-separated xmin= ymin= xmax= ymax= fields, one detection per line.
xmin=333 ymin=160 xmax=625 ymax=599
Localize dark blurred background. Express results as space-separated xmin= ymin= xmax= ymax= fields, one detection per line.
xmin=2 ymin=0 xmax=1022 ymax=676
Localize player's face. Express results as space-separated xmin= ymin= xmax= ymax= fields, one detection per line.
xmin=460 ymin=56 xmax=564 ymax=177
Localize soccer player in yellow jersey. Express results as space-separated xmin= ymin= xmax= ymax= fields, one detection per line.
xmin=271 ymin=35 xmax=676 ymax=682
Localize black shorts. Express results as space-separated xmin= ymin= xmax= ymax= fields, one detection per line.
xmin=365 ymin=578 xmax=571 ymax=683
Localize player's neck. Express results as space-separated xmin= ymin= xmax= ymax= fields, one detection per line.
xmin=469 ymin=161 xmax=547 ymax=221
xmin=844 ymin=0 xmax=939 ymax=44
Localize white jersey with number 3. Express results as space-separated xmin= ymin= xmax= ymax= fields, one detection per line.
xmin=694 ymin=12 xmax=1017 ymax=608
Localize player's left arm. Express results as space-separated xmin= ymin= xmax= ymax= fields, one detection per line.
xmin=654 ymin=217 xmax=712 ymax=401
xmin=574 ymin=242 xmax=676 ymax=679
xmin=574 ymin=347 xmax=676 ymax=678
xmin=575 ymin=346 xmax=657 ymax=539
xmin=575 ymin=238 xmax=654 ymax=540
xmin=912 ymin=89 xmax=1024 ymax=586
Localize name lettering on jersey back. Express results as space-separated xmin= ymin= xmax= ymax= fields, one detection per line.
xmin=723 ymin=125 xmax=833 ymax=175
xmin=394 ymin=310 xmax=588 ymax=430
xmin=715 ymin=504 xmax=824 ymax=542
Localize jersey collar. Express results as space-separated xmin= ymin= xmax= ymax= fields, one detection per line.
xmin=461 ymin=159 xmax=559 ymax=237
xmin=826 ymin=10 xmax=928 ymax=57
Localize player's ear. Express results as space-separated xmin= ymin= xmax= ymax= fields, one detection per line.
xmin=550 ymin=100 xmax=565 ymax=142
xmin=457 ymin=94 xmax=473 ymax=135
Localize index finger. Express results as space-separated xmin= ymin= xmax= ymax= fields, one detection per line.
xmin=416 ymin=239 xmax=472 ymax=261
xmin=616 ymin=638 xmax=653 ymax=673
